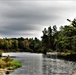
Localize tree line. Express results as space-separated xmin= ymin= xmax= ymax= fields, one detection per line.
xmin=0 ymin=18 xmax=76 ymax=54
xmin=0 ymin=37 xmax=41 ymax=52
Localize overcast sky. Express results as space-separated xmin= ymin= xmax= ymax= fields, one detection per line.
xmin=0 ymin=0 xmax=76 ymax=39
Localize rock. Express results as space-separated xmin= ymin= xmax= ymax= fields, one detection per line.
xmin=0 ymin=71 xmax=5 ymax=75
xmin=5 ymin=67 xmax=14 ymax=74
xmin=72 ymin=72 xmax=76 ymax=75
xmin=7 ymin=67 xmax=15 ymax=70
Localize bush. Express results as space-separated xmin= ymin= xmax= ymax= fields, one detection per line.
xmin=0 ymin=59 xmax=6 ymax=68
xmin=0 ymin=55 xmax=22 ymax=70
xmin=9 ymin=61 xmax=22 ymax=68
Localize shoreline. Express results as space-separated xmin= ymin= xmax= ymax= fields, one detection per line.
xmin=46 ymin=52 xmax=76 ymax=61
xmin=0 ymin=55 xmax=22 ymax=75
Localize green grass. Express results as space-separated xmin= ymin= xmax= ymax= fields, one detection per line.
xmin=0 ymin=56 xmax=22 ymax=69
xmin=9 ymin=61 xmax=22 ymax=68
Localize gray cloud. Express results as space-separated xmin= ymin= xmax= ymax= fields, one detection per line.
xmin=0 ymin=0 xmax=76 ymax=39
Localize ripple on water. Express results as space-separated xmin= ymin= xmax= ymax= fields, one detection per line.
xmin=43 ymin=57 xmax=76 ymax=75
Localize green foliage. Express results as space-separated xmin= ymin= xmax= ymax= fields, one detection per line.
xmin=0 ymin=56 xmax=22 ymax=69
xmin=0 ymin=18 xmax=76 ymax=54
xmin=41 ymin=18 xmax=76 ymax=53
xmin=12 ymin=40 xmax=18 ymax=49
xmin=71 ymin=18 xmax=76 ymax=27
xmin=9 ymin=61 xmax=22 ymax=68
xmin=4 ymin=40 xmax=9 ymax=50
xmin=41 ymin=25 xmax=57 ymax=52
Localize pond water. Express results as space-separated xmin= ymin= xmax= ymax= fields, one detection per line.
xmin=3 ymin=52 xmax=76 ymax=75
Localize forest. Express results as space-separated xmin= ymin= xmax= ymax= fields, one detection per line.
xmin=0 ymin=18 xmax=76 ymax=54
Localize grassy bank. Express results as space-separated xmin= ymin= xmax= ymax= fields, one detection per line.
xmin=57 ymin=52 xmax=76 ymax=61
xmin=0 ymin=55 xmax=22 ymax=74
xmin=46 ymin=51 xmax=76 ymax=61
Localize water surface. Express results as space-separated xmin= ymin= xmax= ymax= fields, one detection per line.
xmin=3 ymin=52 xmax=76 ymax=75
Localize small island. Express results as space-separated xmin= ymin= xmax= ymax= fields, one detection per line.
xmin=0 ymin=51 xmax=22 ymax=75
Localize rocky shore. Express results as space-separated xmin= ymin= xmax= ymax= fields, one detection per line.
xmin=0 ymin=69 xmax=5 ymax=75
xmin=0 ymin=55 xmax=22 ymax=75
xmin=0 ymin=67 xmax=14 ymax=75
xmin=72 ymin=72 xmax=76 ymax=75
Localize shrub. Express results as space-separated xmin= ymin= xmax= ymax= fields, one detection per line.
xmin=9 ymin=61 xmax=22 ymax=68
xmin=0 ymin=59 xmax=6 ymax=68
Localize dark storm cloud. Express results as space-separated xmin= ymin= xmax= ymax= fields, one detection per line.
xmin=0 ymin=27 xmax=38 ymax=38
xmin=1 ymin=1 xmax=58 ymax=24
xmin=0 ymin=0 xmax=76 ymax=38
xmin=4 ymin=23 xmax=41 ymax=31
